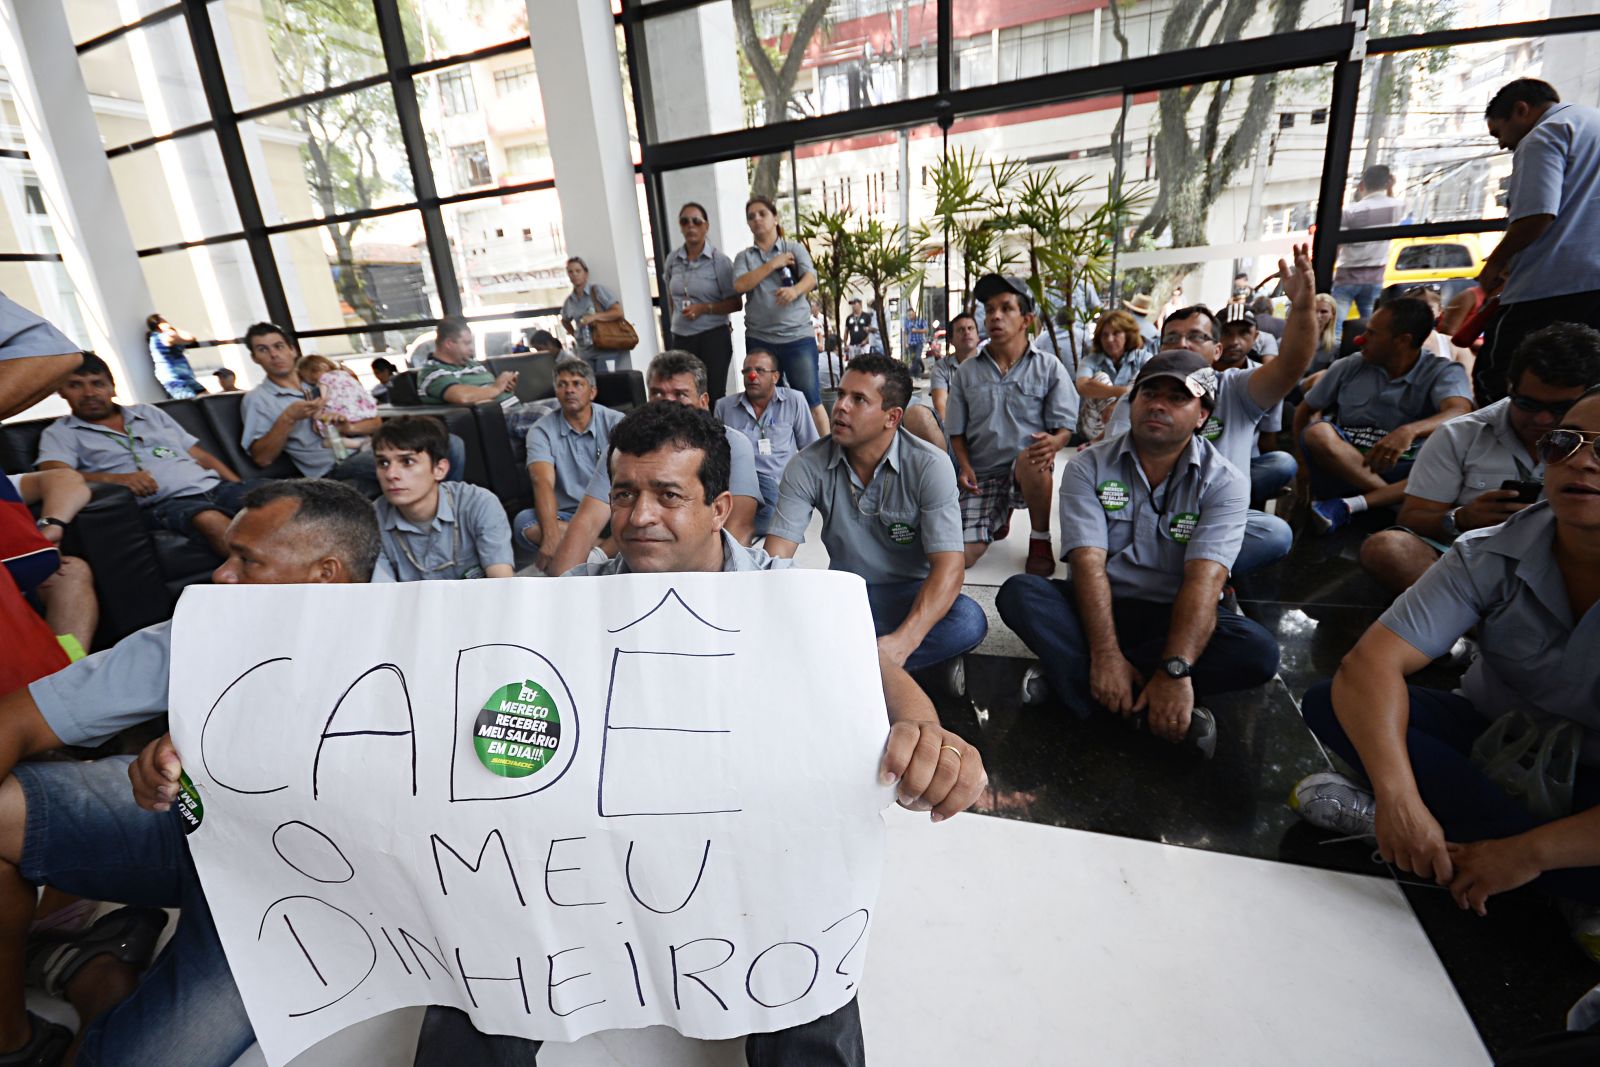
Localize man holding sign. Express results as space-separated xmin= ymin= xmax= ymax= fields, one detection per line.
xmin=415 ymin=401 xmax=987 ymax=1064
xmin=0 ymin=480 xmax=381 ymax=1066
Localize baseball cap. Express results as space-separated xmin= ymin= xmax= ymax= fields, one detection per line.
xmin=1131 ymin=350 xmax=1218 ymax=405
xmin=972 ymin=274 xmax=1034 ymax=313
xmin=1220 ymin=304 xmax=1256 ymax=328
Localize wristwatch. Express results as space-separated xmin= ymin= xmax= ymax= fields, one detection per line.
xmin=1440 ymin=506 xmax=1462 ymax=539
xmin=35 ymin=517 xmax=65 ymax=532
xmin=1162 ymin=656 xmax=1192 ymax=679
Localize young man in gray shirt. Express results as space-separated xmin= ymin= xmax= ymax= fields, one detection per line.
xmin=765 ymin=355 xmax=986 ymax=695
xmin=371 ymin=416 xmax=513 ymax=582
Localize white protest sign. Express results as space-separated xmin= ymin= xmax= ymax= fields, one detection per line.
xmin=168 ymin=571 xmax=892 ymax=1067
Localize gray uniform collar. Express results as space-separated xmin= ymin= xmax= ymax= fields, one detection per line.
xmin=383 ymin=482 xmax=458 ymax=535
xmin=607 ymin=529 xmax=767 ymax=574
xmin=1108 ymin=428 xmax=1204 ymax=481
xmin=826 ymin=430 xmax=903 ymax=481
xmin=1474 ymin=503 xmax=1567 ymax=622
xmin=62 ymin=405 xmax=153 ymax=434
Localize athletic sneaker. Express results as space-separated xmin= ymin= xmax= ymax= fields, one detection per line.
xmin=1290 ymin=771 xmax=1377 ymax=836
xmin=1025 ymin=537 xmax=1056 ymax=576
xmin=1020 ymin=664 xmax=1049 ymax=705
xmin=0 ymin=1012 xmax=70 ymax=1066
xmin=1309 ymin=498 xmax=1351 ymax=535
xmin=1558 ymin=900 xmax=1600 ymax=964
xmin=941 ymin=656 xmax=966 ymax=699
xmin=1185 ymin=706 xmax=1218 ymax=760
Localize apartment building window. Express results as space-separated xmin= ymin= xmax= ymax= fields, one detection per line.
xmin=493 ymin=63 xmax=536 ymax=96
xmin=437 ymin=68 xmax=477 ymax=116
xmin=451 ymin=142 xmax=492 ymax=187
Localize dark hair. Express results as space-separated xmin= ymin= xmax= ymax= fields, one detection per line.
xmin=1509 ymin=323 xmax=1600 ymax=392
xmin=743 ymin=347 xmax=779 ymax=373
xmin=1249 ymin=297 xmax=1274 ymax=316
xmin=648 ymin=350 xmax=708 ymax=397
xmin=239 ymin=479 xmax=382 ymax=583
xmin=678 ymin=201 xmax=709 ymax=223
xmin=1361 ymin=164 xmax=1392 ymax=189
xmin=1486 ymin=78 xmax=1559 ymax=120
xmin=745 ymin=194 xmax=783 ymax=236
xmin=245 ymin=322 xmax=293 ymax=350
xmin=145 ymin=314 xmax=164 ymax=333
xmin=566 ymin=256 xmax=588 ymax=273
xmin=553 ymin=354 xmax=596 ymax=388
xmin=436 ymin=314 xmax=471 ymax=345
xmin=370 ymin=357 xmax=397 ymax=374
xmin=950 ymin=311 xmax=975 ymax=328
xmin=607 ymin=402 xmax=731 ymax=503
xmin=215 ymin=368 xmax=236 ymax=380
xmin=845 ymin=354 xmax=913 ymax=412
xmin=71 ymin=351 xmax=114 ymax=380
xmin=529 ymin=329 xmax=559 ymax=351
xmin=371 ymin=414 xmax=450 ymax=465
xmin=1161 ymin=305 xmax=1218 ymax=339
xmin=1380 ymin=297 xmax=1436 ymax=349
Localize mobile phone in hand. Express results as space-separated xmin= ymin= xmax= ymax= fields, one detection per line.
xmin=1500 ymin=478 xmax=1542 ymax=504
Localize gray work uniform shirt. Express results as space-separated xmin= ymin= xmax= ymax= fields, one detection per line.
xmin=733 ymin=239 xmax=815 ymax=343
xmin=768 ymin=431 xmax=963 ymax=583
xmin=1501 ymin=103 xmax=1600 ymax=304
xmin=1059 ymin=431 xmax=1249 ymax=601
xmin=583 ymin=424 xmax=762 ymax=505
xmin=565 ymin=529 xmax=788 ymax=576
xmin=30 ymin=621 xmax=173 ymax=748
xmin=526 ymin=403 xmax=624 ymax=518
xmin=929 ymin=355 xmax=959 ymax=393
xmin=1108 ymin=365 xmax=1267 ymax=474
xmin=945 ymin=341 xmax=1080 ymax=474
xmin=665 ymin=244 xmax=737 ymax=337
xmin=1379 ymin=503 xmax=1600 ymax=764
xmin=562 ymin=283 xmax=623 ymax=363
xmin=1404 ymin=398 xmax=1543 ymax=508
xmin=36 ymin=404 xmax=219 ymax=505
xmin=1303 ymin=353 xmax=1472 ymax=434
xmin=373 ymin=481 xmax=514 ymax=583
xmin=241 ymin=379 xmax=335 ymax=477
xmin=714 ymin=386 xmax=819 ymax=486
xmin=0 ymin=292 xmax=74 ymax=361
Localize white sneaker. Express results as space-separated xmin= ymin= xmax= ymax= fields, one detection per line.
xmin=1289 ymin=771 xmax=1376 ymax=837
xmin=1020 ymin=665 xmax=1048 ymax=705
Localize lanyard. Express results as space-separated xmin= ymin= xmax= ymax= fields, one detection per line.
xmin=84 ymin=422 xmax=146 ymax=471
xmin=1140 ymin=456 xmax=1189 ymax=524
xmin=395 ymin=485 xmax=463 ymax=577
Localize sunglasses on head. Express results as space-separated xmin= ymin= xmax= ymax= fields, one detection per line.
xmin=1537 ymin=428 xmax=1600 ymax=465
xmin=1508 ymin=393 xmax=1577 ymax=417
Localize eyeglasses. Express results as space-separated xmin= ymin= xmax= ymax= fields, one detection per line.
xmin=1536 ymin=428 xmax=1600 ymax=465
xmin=1508 ymin=393 xmax=1578 ymax=418
xmin=679 ymin=217 xmax=707 ymax=226
xmin=1161 ymin=331 xmax=1215 ymax=346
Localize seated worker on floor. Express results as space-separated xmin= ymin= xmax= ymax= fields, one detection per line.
xmin=372 ymin=416 xmax=513 ymax=582
xmin=1360 ymin=323 xmax=1600 ymax=593
xmin=996 ymin=351 xmax=1281 ymax=760
xmin=543 ymin=351 xmax=762 ymax=575
xmin=715 ymin=346 xmax=818 ymax=532
xmin=1294 ymin=387 xmax=1600 ymax=944
xmin=37 ymin=352 xmax=249 ymax=558
xmin=946 ymin=274 xmax=1079 ymax=576
xmin=0 ymin=480 xmax=380 ymax=1066
xmin=929 ymin=311 xmax=980 ymax=426
xmin=414 ymin=400 xmax=988 ymax=1066
xmin=1296 ymin=297 xmax=1475 ymax=534
xmin=1106 ymin=245 xmax=1319 ymax=579
xmin=764 ymin=355 xmax=987 ymax=697
xmin=511 ymin=356 xmax=622 ymax=572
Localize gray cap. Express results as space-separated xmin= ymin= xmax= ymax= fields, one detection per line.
xmin=972 ymin=274 xmax=1034 ymax=313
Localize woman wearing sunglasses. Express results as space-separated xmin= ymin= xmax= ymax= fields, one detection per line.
xmin=663 ymin=202 xmax=741 ymax=401
xmin=1296 ymin=381 xmax=1600 ymax=934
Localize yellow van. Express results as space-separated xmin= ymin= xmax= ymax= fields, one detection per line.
xmin=1384 ymin=234 xmax=1490 ymax=288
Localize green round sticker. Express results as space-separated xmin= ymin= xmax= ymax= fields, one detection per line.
xmin=1097 ymin=479 xmax=1130 ymax=512
xmin=1169 ymin=511 xmax=1200 ymax=543
xmin=1200 ymin=414 xmax=1224 ymax=442
xmin=175 ymin=771 xmax=204 ymax=835
xmin=151 ymin=445 xmax=179 ymax=459
xmin=886 ymin=521 xmax=917 ymax=545
xmin=474 ymin=680 xmax=563 ymax=778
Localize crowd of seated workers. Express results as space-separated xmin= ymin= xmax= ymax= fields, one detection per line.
xmin=0 ymin=71 xmax=1596 ymax=1065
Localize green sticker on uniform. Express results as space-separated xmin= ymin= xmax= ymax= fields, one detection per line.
xmin=473 ymin=680 xmax=563 ymax=778
xmin=175 ymin=771 xmax=204 ymax=835
xmin=151 ymin=446 xmax=179 ymax=459
xmin=1200 ymin=415 xmax=1224 ymax=442
xmin=1097 ymin=480 xmax=1130 ymax=511
xmin=1169 ymin=512 xmax=1200 ymax=543
xmin=887 ymin=522 xmax=917 ymax=545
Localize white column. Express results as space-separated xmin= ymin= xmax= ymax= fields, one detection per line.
xmin=644 ymin=3 xmax=750 ymax=394
xmin=529 ymin=0 xmax=656 ymax=358
xmin=0 ymin=0 xmax=161 ymax=400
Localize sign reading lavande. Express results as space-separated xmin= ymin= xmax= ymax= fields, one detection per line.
xmin=169 ymin=572 xmax=890 ymax=1066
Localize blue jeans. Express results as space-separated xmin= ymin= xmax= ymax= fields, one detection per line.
xmin=1331 ymin=282 xmax=1382 ymax=328
xmin=1301 ymin=681 xmax=1600 ymax=902
xmin=1249 ymin=450 xmax=1296 ymax=508
xmin=510 ymin=505 xmax=576 ymax=553
xmin=995 ymin=576 xmax=1280 ymax=720
xmin=748 ymin=335 xmax=821 ymax=408
xmin=13 ymin=757 xmax=253 ymax=1067
xmin=146 ymin=480 xmax=253 ymax=538
xmin=414 ymin=997 xmax=864 ymax=1066
xmin=1234 ymin=510 xmax=1293 ymax=577
xmin=865 ymin=581 xmax=988 ymax=671
xmin=754 ymin=469 xmax=779 ymax=537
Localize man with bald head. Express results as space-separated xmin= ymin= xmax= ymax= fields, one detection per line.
xmin=0 ymin=480 xmax=379 ymax=1065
